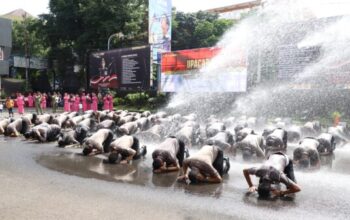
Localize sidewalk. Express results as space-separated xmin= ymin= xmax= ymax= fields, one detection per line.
xmin=0 ymin=107 xmax=65 ymax=120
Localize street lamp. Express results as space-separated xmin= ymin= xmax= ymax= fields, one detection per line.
xmin=107 ymin=32 xmax=124 ymax=50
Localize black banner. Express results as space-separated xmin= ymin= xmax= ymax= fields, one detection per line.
xmin=89 ymin=45 xmax=150 ymax=91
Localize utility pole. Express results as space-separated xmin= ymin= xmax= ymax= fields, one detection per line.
xmin=107 ymin=32 xmax=124 ymax=50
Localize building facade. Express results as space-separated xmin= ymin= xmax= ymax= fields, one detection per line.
xmin=0 ymin=17 xmax=12 ymax=76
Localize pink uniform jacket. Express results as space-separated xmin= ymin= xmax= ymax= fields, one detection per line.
xmin=17 ymin=96 xmax=25 ymax=114
xmin=64 ymin=95 xmax=70 ymax=112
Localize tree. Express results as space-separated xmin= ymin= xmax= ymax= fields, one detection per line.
xmin=36 ymin=0 xmax=148 ymax=91
xmin=172 ymin=10 xmax=235 ymax=51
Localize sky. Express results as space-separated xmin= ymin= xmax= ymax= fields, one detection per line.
xmin=0 ymin=0 xmax=350 ymax=17
xmin=0 ymin=0 xmax=248 ymax=16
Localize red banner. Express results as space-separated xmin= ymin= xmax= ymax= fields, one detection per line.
xmin=161 ymin=47 xmax=221 ymax=74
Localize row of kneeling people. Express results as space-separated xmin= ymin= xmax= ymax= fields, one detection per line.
xmin=234 ymin=127 xmax=337 ymax=169
xmin=0 ymin=111 xmax=341 ymax=172
xmin=0 ymin=111 xmax=345 ymax=198
xmin=81 ymin=132 xmax=301 ymax=199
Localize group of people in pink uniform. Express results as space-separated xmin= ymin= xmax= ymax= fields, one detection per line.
xmin=63 ymin=92 xmax=113 ymax=112
xmin=13 ymin=92 xmax=52 ymax=115
xmin=10 ymin=91 xmax=113 ymax=115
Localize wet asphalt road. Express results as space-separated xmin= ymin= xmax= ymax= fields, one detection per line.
xmin=1 ymin=136 xmax=350 ymax=220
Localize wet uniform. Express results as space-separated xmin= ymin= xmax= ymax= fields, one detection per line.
xmin=293 ymin=138 xmax=320 ymax=167
xmin=83 ymin=129 xmax=114 ymax=153
xmin=152 ymin=137 xmax=185 ymax=167
xmin=206 ymin=131 xmax=233 ymax=151
xmin=317 ymin=133 xmax=336 ymax=154
xmin=266 ymin=128 xmax=287 ymax=152
xmin=183 ymin=145 xmax=224 ymax=178
xmin=247 ymin=152 xmax=296 ymax=188
xmin=110 ymin=135 xmax=142 ymax=160
xmin=236 ymin=134 xmax=265 ymax=158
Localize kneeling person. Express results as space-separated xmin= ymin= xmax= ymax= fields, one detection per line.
xmin=243 ymin=152 xmax=301 ymax=198
xmin=108 ymin=135 xmax=146 ymax=164
xmin=82 ymin=129 xmax=114 ymax=156
xmin=152 ymin=137 xmax=187 ymax=173
xmin=178 ymin=145 xmax=230 ymax=184
xmin=293 ymin=137 xmax=321 ymax=170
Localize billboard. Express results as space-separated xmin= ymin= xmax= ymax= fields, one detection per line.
xmin=89 ymin=46 xmax=151 ymax=91
xmin=149 ymin=0 xmax=172 ymax=60
xmin=161 ymin=47 xmax=247 ymax=92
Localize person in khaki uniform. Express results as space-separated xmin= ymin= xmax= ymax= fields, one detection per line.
xmin=178 ymin=145 xmax=230 ymax=184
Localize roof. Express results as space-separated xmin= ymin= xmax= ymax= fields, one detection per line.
xmin=1 ymin=9 xmax=34 ymax=21
xmin=206 ymin=0 xmax=262 ymax=14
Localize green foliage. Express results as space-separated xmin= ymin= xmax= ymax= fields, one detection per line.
xmin=30 ymin=0 xmax=148 ymax=89
xmin=172 ymin=10 xmax=235 ymax=50
xmin=114 ymin=97 xmax=125 ymax=106
xmin=125 ymin=92 xmax=149 ymax=106
xmin=12 ymin=18 xmax=49 ymax=57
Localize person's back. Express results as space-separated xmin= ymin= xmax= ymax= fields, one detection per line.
xmin=294 ymin=138 xmax=320 ymax=169
xmin=189 ymin=145 xmax=218 ymax=165
xmin=111 ymin=135 xmax=134 ymax=150
xmin=264 ymin=153 xmax=289 ymax=172
xmin=155 ymin=137 xmax=179 ymax=158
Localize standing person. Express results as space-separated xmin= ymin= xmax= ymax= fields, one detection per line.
xmin=63 ymin=93 xmax=70 ymax=112
xmin=103 ymin=95 xmax=110 ymax=111
xmin=74 ymin=94 xmax=81 ymax=113
xmin=91 ymin=93 xmax=98 ymax=111
xmin=5 ymin=97 xmax=14 ymax=117
xmin=70 ymin=94 xmax=75 ymax=112
xmin=27 ymin=93 xmax=34 ymax=108
xmin=86 ymin=93 xmax=91 ymax=110
xmin=51 ymin=92 xmax=58 ymax=113
xmin=35 ymin=93 xmax=43 ymax=115
xmin=41 ymin=93 xmax=47 ymax=112
xmin=81 ymin=92 xmax=87 ymax=112
xmin=108 ymin=93 xmax=114 ymax=111
xmin=47 ymin=93 xmax=52 ymax=109
xmin=97 ymin=92 xmax=103 ymax=111
xmin=16 ymin=93 xmax=25 ymax=115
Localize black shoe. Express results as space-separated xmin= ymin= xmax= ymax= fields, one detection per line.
xmin=185 ymin=148 xmax=190 ymax=158
xmin=223 ymin=157 xmax=230 ymax=174
xmin=141 ymin=146 xmax=147 ymax=157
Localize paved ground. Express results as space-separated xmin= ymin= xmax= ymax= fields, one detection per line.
xmin=1 ymin=135 xmax=350 ymax=220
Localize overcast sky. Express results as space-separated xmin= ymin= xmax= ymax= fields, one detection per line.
xmin=0 ymin=0 xmax=249 ymax=16
xmin=0 ymin=0 xmax=349 ymax=17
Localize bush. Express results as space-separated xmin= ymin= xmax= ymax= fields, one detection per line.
xmin=114 ymin=97 xmax=125 ymax=106
xmin=125 ymin=92 xmax=149 ymax=106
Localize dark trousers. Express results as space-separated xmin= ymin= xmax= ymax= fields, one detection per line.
xmin=176 ymin=139 xmax=186 ymax=167
xmin=131 ymin=137 xmax=146 ymax=160
xmin=8 ymin=108 xmax=13 ymax=116
xmin=284 ymin=159 xmax=296 ymax=183
xmin=212 ymin=149 xmax=230 ymax=177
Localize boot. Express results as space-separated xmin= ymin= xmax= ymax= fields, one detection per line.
xmin=223 ymin=157 xmax=230 ymax=174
